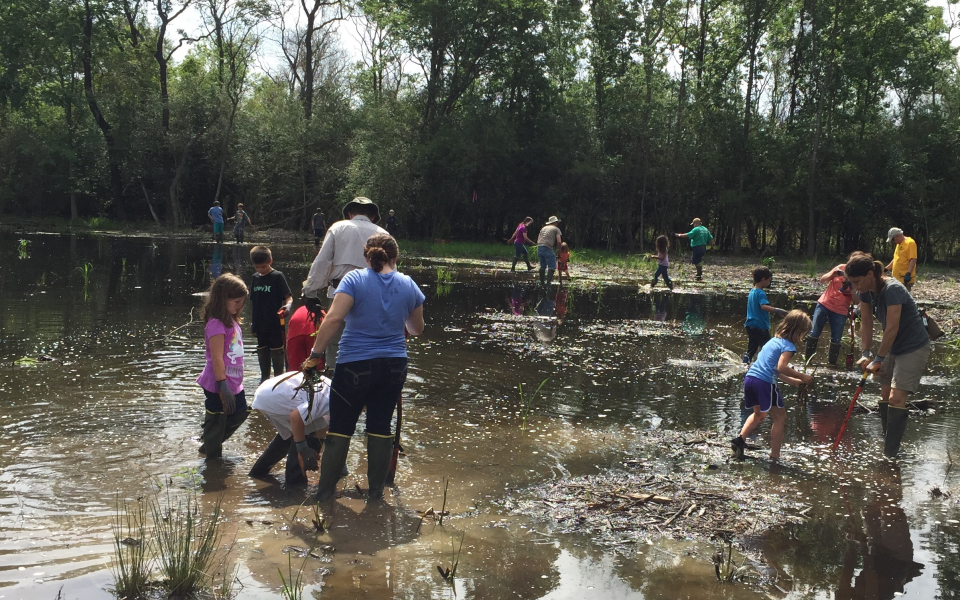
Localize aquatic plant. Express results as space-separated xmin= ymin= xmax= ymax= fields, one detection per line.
xmin=761 ymin=256 xmax=776 ymax=268
xmin=76 ymin=262 xmax=93 ymax=287
xmin=278 ymin=545 xmax=313 ymax=600
xmin=436 ymin=266 xmax=454 ymax=297
xmin=111 ymin=495 xmax=152 ymax=599
xmin=17 ymin=239 xmax=29 ymax=259
xmin=804 ymin=258 xmax=818 ymax=278
xmin=439 ymin=477 xmax=450 ymax=526
xmin=712 ymin=539 xmax=745 ymax=583
xmin=518 ymin=378 xmax=549 ymax=432
xmin=151 ymin=492 xmax=224 ymax=598
xmin=437 ymin=532 xmax=466 ymax=582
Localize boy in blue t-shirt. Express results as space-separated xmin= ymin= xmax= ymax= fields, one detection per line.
xmin=743 ymin=266 xmax=788 ymax=364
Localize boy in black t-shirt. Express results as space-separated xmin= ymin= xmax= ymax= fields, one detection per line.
xmin=250 ymin=246 xmax=293 ymax=382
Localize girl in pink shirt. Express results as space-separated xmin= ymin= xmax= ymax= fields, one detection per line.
xmin=197 ymin=273 xmax=250 ymax=459
xmin=803 ymin=264 xmax=855 ymax=365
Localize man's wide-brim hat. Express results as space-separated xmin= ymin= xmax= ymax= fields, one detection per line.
xmin=545 ymin=216 xmax=561 ymax=225
xmin=343 ymin=197 xmax=380 ymax=224
xmin=887 ymin=227 xmax=903 ymax=243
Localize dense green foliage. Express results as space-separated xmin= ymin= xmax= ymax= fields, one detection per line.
xmin=2 ymin=0 xmax=959 ymax=258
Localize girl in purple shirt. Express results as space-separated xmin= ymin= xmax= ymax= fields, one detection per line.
xmin=511 ymin=217 xmax=535 ymax=272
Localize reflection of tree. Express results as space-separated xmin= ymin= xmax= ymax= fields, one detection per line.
xmin=920 ymin=504 xmax=960 ymax=599
xmin=762 ymin=513 xmax=849 ymax=595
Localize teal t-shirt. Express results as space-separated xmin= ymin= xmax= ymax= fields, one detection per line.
xmin=745 ymin=288 xmax=770 ymax=329
xmin=686 ymin=226 xmax=713 ymax=247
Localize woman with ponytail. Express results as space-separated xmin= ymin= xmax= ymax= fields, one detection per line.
xmin=845 ymin=251 xmax=931 ymax=458
xmin=302 ymin=233 xmax=425 ymax=501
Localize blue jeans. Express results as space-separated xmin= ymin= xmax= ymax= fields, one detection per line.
xmin=328 ymin=357 xmax=408 ymax=437
xmin=514 ymin=242 xmax=528 ymax=258
xmin=691 ymin=245 xmax=706 ymax=265
xmin=538 ymin=246 xmax=557 ymax=270
xmin=811 ymin=302 xmax=848 ymax=343
xmin=652 ymin=265 xmax=671 ymax=286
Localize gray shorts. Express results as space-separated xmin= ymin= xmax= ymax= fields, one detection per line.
xmin=877 ymin=343 xmax=931 ymax=393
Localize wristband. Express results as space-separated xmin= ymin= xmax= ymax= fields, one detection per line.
xmin=876 ymin=355 xmax=885 ymax=361
xmin=295 ymin=440 xmax=308 ymax=451
xmin=309 ymin=351 xmax=323 ymax=360
xmin=861 ymin=350 xmax=874 ymax=360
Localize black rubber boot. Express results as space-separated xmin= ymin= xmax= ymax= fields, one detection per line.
xmin=284 ymin=437 xmax=322 ymax=486
xmin=884 ymin=407 xmax=909 ymax=458
xmin=538 ymin=268 xmax=546 ymax=287
xmin=730 ymin=435 xmax=746 ymax=461
xmin=828 ymin=342 xmax=842 ymax=366
xmin=650 ymin=277 xmax=657 ymax=288
xmin=200 ymin=412 xmax=227 ymax=460
xmin=366 ymin=434 xmax=395 ymax=500
xmin=878 ymin=401 xmax=889 ymax=436
xmin=666 ymin=278 xmax=673 ymax=290
xmin=525 ymin=257 xmax=534 ymax=270
xmin=695 ymin=265 xmax=703 ymax=281
xmin=250 ymin=434 xmax=291 ymax=478
xmin=271 ymin=348 xmax=286 ymax=377
xmin=222 ymin=409 xmax=249 ymax=444
xmin=511 ymin=257 xmax=518 ymax=272
xmin=546 ymin=268 xmax=555 ymax=288
xmin=257 ymin=347 xmax=271 ymax=382
xmin=804 ymin=336 xmax=819 ymax=363
xmin=316 ymin=435 xmax=351 ymax=502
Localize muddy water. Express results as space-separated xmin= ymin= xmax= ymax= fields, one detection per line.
xmin=1 ymin=232 xmax=959 ymax=599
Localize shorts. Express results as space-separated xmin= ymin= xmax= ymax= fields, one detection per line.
xmin=256 ymin=329 xmax=285 ymax=350
xmin=538 ymin=246 xmax=557 ymax=270
xmin=691 ymin=245 xmax=706 ymax=265
xmin=743 ymin=375 xmax=784 ymax=413
xmin=876 ymin=343 xmax=931 ymax=393
xmin=213 ymin=222 xmax=224 ymax=234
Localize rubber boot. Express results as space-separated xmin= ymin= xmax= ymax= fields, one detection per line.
xmin=804 ymin=336 xmax=819 ymax=363
xmin=546 ymin=268 xmax=555 ymax=288
xmin=525 ymin=257 xmax=534 ymax=270
xmin=366 ymin=434 xmax=395 ymax=500
xmin=249 ymin=434 xmax=291 ymax=478
xmin=650 ymin=277 xmax=657 ymax=288
xmin=222 ymin=409 xmax=249 ymax=443
xmin=316 ymin=434 xmax=351 ymax=502
xmin=257 ymin=347 xmax=271 ymax=382
xmin=200 ymin=412 xmax=227 ymax=460
xmin=828 ymin=342 xmax=842 ymax=366
xmin=666 ymin=278 xmax=673 ymax=291
xmin=878 ymin=401 xmax=889 ymax=436
xmin=285 ymin=437 xmax=322 ymax=486
xmin=539 ymin=268 xmax=546 ymax=287
xmin=695 ymin=264 xmax=703 ymax=281
xmin=271 ymin=348 xmax=286 ymax=377
xmin=884 ymin=407 xmax=909 ymax=458
xmin=511 ymin=257 xmax=519 ymax=272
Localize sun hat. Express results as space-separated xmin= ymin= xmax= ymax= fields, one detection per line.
xmin=342 ymin=197 xmax=380 ymax=223
xmin=545 ymin=216 xmax=561 ymax=225
xmin=691 ymin=217 xmax=702 ymax=226
xmin=886 ymin=227 xmax=903 ymax=243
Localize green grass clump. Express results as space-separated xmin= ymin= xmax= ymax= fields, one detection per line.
xmin=151 ymin=492 xmax=224 ymax=598
xmin=112 ymin=496 xmax=152 ymax=599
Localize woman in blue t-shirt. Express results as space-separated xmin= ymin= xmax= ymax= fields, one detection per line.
xmin=302 ymin=233 xmax=425 ymax=501
xmin=731 ymin=310 xmax=814 ymax=462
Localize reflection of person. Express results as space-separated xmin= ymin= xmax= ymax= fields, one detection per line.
xmin=302 ymin=197 xmax=388 ymax=370
xmin=846 ymin=251 xmax=930 ymax=457
xmin=743 ymin=266 xmax=788 ymax=364
xmin=249 ymin=246 xmax=292 ymax=382
xmin=654 ymin=295 xmax=668 ymax=322
xmin=509 ymin=284 xmax=528 ymax=316
xmin=312 ymin=210 xmax=326 ymax=246
xmin=836 ymin=463 xmax=922 ymax=600
xmin=649 ymin=235 xmax=672 ymax=290
xmin=674 ymin=217 xmax=714 ymax=281
xmin=227 ymin=203 xmax=252 ymax=244
xmin=208 ymin=201 xmax=225 ymax=243
xmin=210 ymin=243 xmax=223 ymax=281
xmin=536 ymin=216 xmax=562 ymax=288
xmin=731 ymin=310 xmax=814 ymax=461
xmin=884 ymin=227 xmax=918 ymax=291
xmin=510 ymin=217 xmax=535 ymax=272
xmin=302 ymin=234 xmax=425 ymax=501
xmin=804 ymin=264 xmax=855 ymax=365
xmin=249 ymin=372 xmax=330 ymax=485
xmin=197 ymin=274 xmax=250 ymax=460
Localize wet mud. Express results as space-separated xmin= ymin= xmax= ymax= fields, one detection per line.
xmin=1 ymin=232 xmax=960 ymax=599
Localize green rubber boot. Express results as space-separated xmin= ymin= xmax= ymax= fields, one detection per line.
xmin=828 ymin=342 xmax=842 ymax=366
xmin=271 ymin=348 xmax=286 ymax=377
xmin=257 ymin=347 xmax=271 ymax=382
xmin=884 ymin=407 xmax=909 ymax=458
xmin=316 ymin=434 xmax=351 ymax=502
xmin=878 ymin=401 xmax=889 ymax=435
xmin=366 ymin=434 xmax=396 ymax=500
xmin=200 ymin=412 xmax=227 ymax=460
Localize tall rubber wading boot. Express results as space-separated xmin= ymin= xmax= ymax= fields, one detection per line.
xmin=511 ymin=257 xmax=519 ymax=272
xmin=804 ymin=336 xmax=819 ymax=362
xmin=539 ymin=268 xmax=546 ymax=287
xmin=200 ymin=412 xmax=227 ymax=459
xmin=884 ymin=407 xmax=909 ymax=458
xmin=525 ymin=257 xmax=534 ymax=270
xmin=695 ymin=265 xmax=703 ymax=280
xmin=546 ymin=268 xmax=555 ymax=288
xmin=271 ymin=348 xmax=286 ymax=377
xmin=249 ymin=434 xmax=291 ymax=478
xmin=284 ymin=437 xmax=323 ymax=486
xmin=222 ymin=409 xmax=248 ymax=444
xmin=828 ymin=341 xmax=842 ymax=366
xmin=316 ymin=434 xmax=351 ymax=502
xmin=257 ymin=347 xmax=271 ymax=382
xmin=878 ymin=401 xmax=889 ymax=436
xmin=366 ymin=434 xmax=396 ymax=500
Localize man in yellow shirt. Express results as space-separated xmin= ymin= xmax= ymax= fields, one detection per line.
xmin=884 ymin=227 xmax=917 ymax=291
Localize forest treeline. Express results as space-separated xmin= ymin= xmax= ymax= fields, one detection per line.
xmin=2 ymin=0 xmax=960 ymax=258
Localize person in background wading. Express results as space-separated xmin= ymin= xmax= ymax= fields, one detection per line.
xmin=804 ymin=264 xmax=855 ymax=366
xmin=312 ymin=209 xmax=326 ymax=246
xmin=674 ymin=217 xmax=714 ymax=281
xmin=302 ymin=197 xmax=388 ymax=370
xmin=301 ymin=233 xmax=425 ymax=502
xmin=845 ymin=251 xmax=931 ymax=458
xmin=536 ymin=216 xmax=562 ymax=288
xmin=885 ymin=227 xmax=918 ymax=292
xmin=510 ymin=217 xmax=535 ymax=272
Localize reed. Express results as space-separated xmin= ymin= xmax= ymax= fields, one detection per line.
xmin=111 ymin=495 xmax=152 ymax=599
xmin=151 ymin=492 xmax=224 ymax=598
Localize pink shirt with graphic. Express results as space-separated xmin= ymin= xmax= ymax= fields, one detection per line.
xmin=196 ymin=318 xmax=244 ymax=394
xmin=817 ymin=264 xmax=854 ymax=316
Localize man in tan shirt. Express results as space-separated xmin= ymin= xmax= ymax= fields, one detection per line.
xmin=536 ymin=216 xmax=562 ymax=288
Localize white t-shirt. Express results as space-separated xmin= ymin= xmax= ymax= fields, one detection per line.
xmin=252 ymin=373 xmax=331 ymax=439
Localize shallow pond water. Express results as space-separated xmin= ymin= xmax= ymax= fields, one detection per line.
xmin=1 ymin=232 xmax=959 ymax=599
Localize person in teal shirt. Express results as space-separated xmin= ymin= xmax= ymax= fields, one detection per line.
xmin=674 ymin=217 xmax=714 ymax=281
